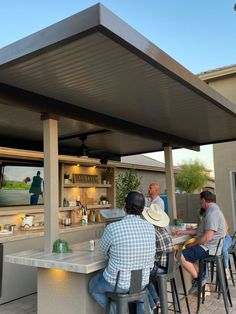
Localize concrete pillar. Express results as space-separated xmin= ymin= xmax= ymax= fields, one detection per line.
xmin=164 ymin=145 xmax=177 ymax=222
xmin=42 ymin=115 xmax=59 ymax=253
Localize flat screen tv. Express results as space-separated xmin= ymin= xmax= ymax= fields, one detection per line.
xmin=0 ymin=161 xmax=44 ymax=207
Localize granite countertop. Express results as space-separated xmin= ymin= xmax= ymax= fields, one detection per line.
xmin=5 ymin=235 xmax=192 ymax=275
xmin=0 ymin=225 xmax=191 ymax=245
xmin=172 ymin=234 xmax=191 ymax=245
xmin=0 ymin=223 xmax=106 ymax=243
xmin=5 ymin=241 xmax=106 ymax=274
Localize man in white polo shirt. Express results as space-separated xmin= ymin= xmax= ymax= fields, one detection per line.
xmin=145 ymin=183 xmax=165 ymax=211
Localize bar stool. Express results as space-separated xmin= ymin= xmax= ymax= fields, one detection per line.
xmin=197 ymin=238 xmax=232 ymax=314
xmin=106 ymin=269 xmax=149 ymax=314
xmin=0 ymin=243 xmax=3 ymax=297
xmin=210 ymin=233 xmax=235 ymax=287
xmin=228 ymin=231 xmax=236 ymax=284
xmin=153 ymin=251 xmax=182 ymax=314
xmin=209 ymin=232 xmax=236 ymax=287
xmin=175 ymin=244 xmax=190 ymax=313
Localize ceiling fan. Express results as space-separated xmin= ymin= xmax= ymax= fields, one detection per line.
xmin=59 ymin=129 xmax=120 ymax=162
xmin=78 ymin=134 xmax=89 ymax=158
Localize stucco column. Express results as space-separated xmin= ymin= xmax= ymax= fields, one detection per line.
xmin=42 ymin=115 xmax=59 ymax=253
xmin=164 ymin=145 xmax=177 ymax=221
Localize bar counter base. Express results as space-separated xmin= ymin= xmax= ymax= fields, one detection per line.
xmin=37 ymin=268 xmax=103 ymax=314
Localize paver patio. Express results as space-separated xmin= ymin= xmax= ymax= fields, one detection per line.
xmin=1 ymin=280 xmax=236 ymax=314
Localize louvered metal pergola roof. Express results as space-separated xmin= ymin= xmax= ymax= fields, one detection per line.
xmin=0 ymin=3 xmax=236 ymax=161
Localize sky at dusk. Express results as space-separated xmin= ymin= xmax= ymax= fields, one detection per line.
xmin=1 ymin=0 xmax=235 ymax=170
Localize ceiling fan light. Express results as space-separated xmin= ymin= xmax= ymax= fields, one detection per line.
xmin=79 ymin=146 xmax=88 ymax=158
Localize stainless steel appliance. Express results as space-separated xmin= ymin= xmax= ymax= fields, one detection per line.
xmin=100 ymin=209 xmax=125 ymax=224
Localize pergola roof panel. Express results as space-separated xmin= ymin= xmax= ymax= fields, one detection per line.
xmin=0 ymin=3 xmax=236 ymax=158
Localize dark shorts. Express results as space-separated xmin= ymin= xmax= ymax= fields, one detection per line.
xmin=183 ymin=244 xmax=209 ymax=263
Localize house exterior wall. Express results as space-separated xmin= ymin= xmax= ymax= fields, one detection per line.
xmin=213 ymin=142 xmax=236 ymax=231
xmin=200 ymin=70 xmax=236 ymax=232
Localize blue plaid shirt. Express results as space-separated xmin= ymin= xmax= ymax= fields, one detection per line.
xmin=100 ymin=215 xmax=156 ymax=289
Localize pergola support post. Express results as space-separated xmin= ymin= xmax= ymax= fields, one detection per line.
xmin=164 ymin=145 xmax=177 ymax=222
xmin=42 ymin=115 xmax=59 ymax=253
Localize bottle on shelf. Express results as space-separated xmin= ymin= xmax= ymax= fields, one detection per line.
xmin=76 ymin=195 xmax=81 ymax=207
xmin=63 ymin=198 xmax=69 ymax=207
xmin=95 ymin=210 xmax=102 ymax=223
xmin=89 ymin=210 xmax=96 ymax=223
xmin=81 ymin=205 xmax=88 ymax=225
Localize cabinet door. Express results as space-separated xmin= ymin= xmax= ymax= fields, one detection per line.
xmin=0 ymin=237 xmax=44 ymax=304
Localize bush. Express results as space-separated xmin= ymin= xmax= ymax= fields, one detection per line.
xmin=115 ymin=169 xmax=141 ymax=208
xmin=175 ymin=161 xmax=210 ymax=193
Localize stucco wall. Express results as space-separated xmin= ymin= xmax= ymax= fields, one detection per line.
xmin=207 ymin=74 xmax=236 ymax=232
xmin=213 ymin=142 xmax=236 ymax=231
xmin=115 ymin=167 xmax=167 ymax=197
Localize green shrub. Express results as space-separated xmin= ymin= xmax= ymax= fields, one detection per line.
xmin=115 ymin=169 xmax=141 ymax=208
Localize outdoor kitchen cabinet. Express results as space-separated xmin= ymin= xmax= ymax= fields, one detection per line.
xmin=0 ymin=223 xmax=105 ymax=304
xmin=0 ymin=237 xmax=43 ymax=304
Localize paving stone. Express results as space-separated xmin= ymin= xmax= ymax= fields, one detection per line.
xmin=2 ymin=282 xmax=236 ymax=314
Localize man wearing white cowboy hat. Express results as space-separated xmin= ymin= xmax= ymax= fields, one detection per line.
xmin=142 ymin=203 xmax=173 ymax=310
xmin=143 ymin=203 xmax=173 ymax=275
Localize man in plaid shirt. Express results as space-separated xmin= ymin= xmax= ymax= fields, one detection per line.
xmin=89 ymin=191 xmax=156 ymax=314
xmin=142 ymin=204 xmax=173 ymax=277
xmin=141 ymin=203 xmax=173 ymax=310
xmin=151 ymin=226 xmax=173 ymax=276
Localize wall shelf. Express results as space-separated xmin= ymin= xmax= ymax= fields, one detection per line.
xmin=64 ymin=204 xmax=112 ymax=210
xmin=64 ymin=183 xmax=112 ymax=188
xmin=61 ymin=164 xmax=115 ymax=210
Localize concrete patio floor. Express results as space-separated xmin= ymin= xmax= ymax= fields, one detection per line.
xmin=1 ymin=281 xmax=236 ymax=314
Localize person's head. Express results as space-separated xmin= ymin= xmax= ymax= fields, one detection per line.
xmin=200 ymin=191 xmax=216 ymax=210
xmin=124 ymin=191 xmax=145 ymax=215
xmin=37 ymin=171 xmax=41 ymax=176
xmin=142 ymin=203 xmax=170 ymax=227
xmin=148 ymin=183 xmax=161 ymax=200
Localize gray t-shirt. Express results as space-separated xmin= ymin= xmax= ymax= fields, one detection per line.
xmin=197 ymin=203 xmax=226 ymax=255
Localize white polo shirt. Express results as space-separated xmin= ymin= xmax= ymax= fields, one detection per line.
xmin=145 ymin=195 xmax=165 ymax=211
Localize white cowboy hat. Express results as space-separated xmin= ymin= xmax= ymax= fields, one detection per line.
xmin=142 ymin=203 xmax=170 ymax=227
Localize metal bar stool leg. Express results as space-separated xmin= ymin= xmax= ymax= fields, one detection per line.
xmin=210 ymin=261 xmax=215 ymax=282
xmin=116 ymin=298 xmax=128 ymax=314
xmin=172 ymin=278 xmax=182 ymax=313
xmin=170 ymin=279 xmax=177 ymax=313
xmin=179 ymin=265 xmax=190 ymax=313
xmin=196 ymin=259 xmax=205 ymax=314
xmin=106 ymin=298 xmax=111 ymax=314
xmin=216 ymin=257 xmax=229 ymax=314
xmin=223 ymin=264 xmax=233 ymax=307
xmin=228 ymin=258 xmax=235 ymax=286
xmin=232 ymin=252 xmax=236 ymax=271
xmin=157 ymin=276 xmax=168 ymax=314
xmin=202 ymin=284 xmax=206 ymax=304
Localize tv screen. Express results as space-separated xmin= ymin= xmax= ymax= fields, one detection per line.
xmin=0 ymin=163 xmax=44 ymax=207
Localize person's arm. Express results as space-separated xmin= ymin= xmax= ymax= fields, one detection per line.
xmin=100 ymin=225 xmax=112 ymax=258
xmin=225 ymin=219 xmax=229 ymax=234
xmin=188 ymin=230 xmax=215 ymax=247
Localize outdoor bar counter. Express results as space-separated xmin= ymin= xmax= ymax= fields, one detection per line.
xmin=5 ymin=234 xmax=191 ymax=314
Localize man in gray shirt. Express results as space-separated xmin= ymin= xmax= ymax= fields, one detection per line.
xmin=181 ymin=191 xmax=226 ymax=293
